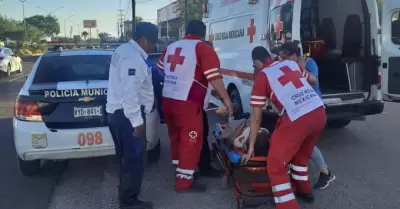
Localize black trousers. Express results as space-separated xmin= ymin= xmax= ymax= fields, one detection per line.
xmin=198 ymin=110 xmax=211 ymax=171
xmin=107 ymin=109 xmax=145 ymax=205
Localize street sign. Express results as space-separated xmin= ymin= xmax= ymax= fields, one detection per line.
xmin=83 ymin=20 xmax=97 ymax=28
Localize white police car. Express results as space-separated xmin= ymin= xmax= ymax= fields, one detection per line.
xmin=14 ymin=49 xmax=162 ymax=176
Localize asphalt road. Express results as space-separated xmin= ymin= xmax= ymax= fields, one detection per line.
xmin=0 ymin=60 xmax=400 ymax=209
xmin=0 ymin=62 xmax=66 ymax=209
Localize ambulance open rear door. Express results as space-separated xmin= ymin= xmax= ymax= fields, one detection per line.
xmin=381 ymin=0 xmax=400 ymax=102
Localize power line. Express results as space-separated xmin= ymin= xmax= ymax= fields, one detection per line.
xmin=117 ymin=9 xmax=125 ymax=40
xmin=124 ymin=0 xmax=131 ymax=21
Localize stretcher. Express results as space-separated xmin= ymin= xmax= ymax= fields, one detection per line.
xmin=211 ymin=112 xmax=279 ymax=209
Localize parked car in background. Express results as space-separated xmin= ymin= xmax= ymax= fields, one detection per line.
xmin=0 ymin=47 xmax=23 ymax=76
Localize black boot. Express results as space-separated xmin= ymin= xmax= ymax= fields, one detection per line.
xmin=120 ymin=200 xmax=153 ymax=209
xmin=295 ymin=193 xmax=315 ymax=203
xmin=176 ymin=181 xmax=207 ymax=193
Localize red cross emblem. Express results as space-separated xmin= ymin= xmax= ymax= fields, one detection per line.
xmin=277 ymin=66 xmax=304 ymax=88
xmin=167 ymin=48 xmax=185 ymax=72
xmin=247 ymin=18 xmax=256 ymax=43
xmin=274 ymin=15 xmax=283 ymax=39
xmin=189 ymin=131 xmax=198 ymax=139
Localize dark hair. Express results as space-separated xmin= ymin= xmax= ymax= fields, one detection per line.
xmin=251 ymin=46 xmax=271 ymax=62
xmin=134 ymin=22 xmax=159 ymax=42
xmin=185 ymin=20 xmax=206 ymax=38
xmin=280 ymin=42 xmax=301 ymax=57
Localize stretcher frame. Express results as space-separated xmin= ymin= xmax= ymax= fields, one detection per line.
xmin=211 ymin=114 xmax=278 ymax=209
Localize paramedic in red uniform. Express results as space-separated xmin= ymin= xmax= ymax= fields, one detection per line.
xmin=157 ymin=20 xmax=233 ymax=193
xmin=244 ymin=46 xmax=326 ymax=209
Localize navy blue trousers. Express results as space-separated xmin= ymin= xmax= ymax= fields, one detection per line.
xmin=107 ymin=109 xmax=145 ymax=205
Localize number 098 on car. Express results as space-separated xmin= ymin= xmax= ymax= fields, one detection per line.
xmin=78 ymin=131 xmax=103 ymax=147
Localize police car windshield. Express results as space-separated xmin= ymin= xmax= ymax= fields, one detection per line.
xmin=32 ymin=55 xmax=111 ymax=84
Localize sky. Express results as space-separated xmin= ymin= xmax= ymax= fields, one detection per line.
xmin=0 ymin=0 xmax=173 ymax=37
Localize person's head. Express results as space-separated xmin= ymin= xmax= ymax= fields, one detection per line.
xmin=185 ymin=20 xmax=207 ymax=39
xmin=251 ymin=46 xmax=271 ymax=73
xmin=134 ymin=22 xmax=159 ymax=53
xmin=278 ymin=41 xmax=301 ymax=62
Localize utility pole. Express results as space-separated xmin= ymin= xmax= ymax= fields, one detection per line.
xmin=131 ymin=0 xmax=136 ymax=39
xmin=70 ymin=26 xmax=73 ymax=38
xmin=117 ymin=9 xmax=125 ymax=40
xmin=117 ymin=22 xmax=120 ymax=38
xmin=64 ymin=14 xmax=74 ymax=38
xmin=19 ymin=0 xmax=28 ymax=45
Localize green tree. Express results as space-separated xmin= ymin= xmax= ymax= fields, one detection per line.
xmin=173 ymin=0 xmax=203 ymax=28
xmin=98 ymin=32 xmax=111 ymax=41
xmin=73 ymin=35 xmax=81 ymax=43
xmin=25 ymin=15 xmax=60 ymax=37
xmin=81 ymin=31 xmax=89 ymax=40
xmin=135 ymin=16 xmax=143 ymax=24
xmin=27 ymin=25 xmax=44 ymax=43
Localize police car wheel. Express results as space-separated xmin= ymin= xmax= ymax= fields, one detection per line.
xmin=147 ymin=139 xmax=161 ymax=164
xmin=16 ymin=155 xmax=41 ymax=176
xmin=326 ymin=119 xmax=351 ymax=129
xmin=229 ymin=89 xmax=244 ymax=120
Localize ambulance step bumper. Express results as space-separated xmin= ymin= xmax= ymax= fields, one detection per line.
xmin=326 ymin=100 xmax=384 ymax=121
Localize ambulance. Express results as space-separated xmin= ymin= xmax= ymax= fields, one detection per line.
xmin=203 ymin=0 xmax=385 ymax=128
xmin=381 ymin=0 xmax=400 ymax=102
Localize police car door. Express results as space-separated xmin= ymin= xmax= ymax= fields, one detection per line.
xmin=381 ymin=0 xmax=400 ymax=102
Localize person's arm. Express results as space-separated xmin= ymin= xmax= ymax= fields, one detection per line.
xmin=138 ymin=63 xmax=155 ymax=114
xmin=297 ymin=58 xmax=317 ymax=85
xmin=244 ymin=73 xmax=269 ymax=162
xmin=156 ymin=48 xmax=166 ymax=72
xmin=197 ymin=42 xmax=232 ymax=111
xmin=120 ymin=56 xmax=145 ymax=127
xmin=248 ymin=74 xmax=268 ymax=149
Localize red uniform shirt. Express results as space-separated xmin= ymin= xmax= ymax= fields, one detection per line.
xmin=157 ymin=35 xmax=222 ymax=106
xmin=250 ymin=62 xmax=311 ymax=111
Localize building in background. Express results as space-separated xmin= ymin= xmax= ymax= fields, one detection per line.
xmin=157 ymin=1 xmax=183 ymax=41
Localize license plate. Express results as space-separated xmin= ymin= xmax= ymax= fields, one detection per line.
xmin=74 ymin=106 xmax=102 ymax=117
xmin=31 ymin=133 xmax=47 ymax=149
xmin=77 ymin=131 xmax=103 ymax=147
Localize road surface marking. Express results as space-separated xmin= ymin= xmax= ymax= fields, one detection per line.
xmin=8 ymin=74 xmax=28 ymax=82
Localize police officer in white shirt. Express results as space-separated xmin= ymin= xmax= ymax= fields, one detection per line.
xmin=106 ymin=22 xmax=158 ymax=209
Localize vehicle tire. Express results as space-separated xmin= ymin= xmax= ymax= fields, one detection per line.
xmin=229 ymin=88 xmax=244 ymax=120
xmin=16 ymin=155 xmax=41 ymax=176
xmin=7 ymin=64 xmax=11 ymax=77
xmin=147 ymin=139 xmax=161 ymax=164
xmin=326 ymin=120 xmax=351 ymax=129
xmin=17 ymin=62 xmax=22 ymax=73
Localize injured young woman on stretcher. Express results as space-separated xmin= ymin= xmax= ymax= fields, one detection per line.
xmin=216 ymin=117 xmax=273 ymax=164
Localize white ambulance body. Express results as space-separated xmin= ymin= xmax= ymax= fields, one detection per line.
xmin=381 ymin=0 xmax=400 ymax=102
xmin=204 ymin=0 xmax=384 ymax=128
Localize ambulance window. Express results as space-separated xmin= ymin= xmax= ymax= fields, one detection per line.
xmin=392 ymin=11 xmax=400 ymax=45
xmin=268 ymin=1 xmax=294 ymax=49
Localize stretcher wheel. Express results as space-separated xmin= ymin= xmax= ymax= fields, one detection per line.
xmin=234 ymin=190 xmax=245 ymax=209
